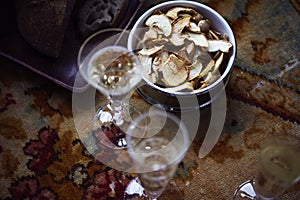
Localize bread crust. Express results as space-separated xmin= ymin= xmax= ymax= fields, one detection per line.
xmin=77 ymin=0 xmax=128 ymax=38
xmin=15 ymin=0 xmax=77 ymax=58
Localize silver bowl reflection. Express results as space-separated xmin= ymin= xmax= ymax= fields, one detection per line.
xmin=128 ymin=1 xmax=236 ymax=111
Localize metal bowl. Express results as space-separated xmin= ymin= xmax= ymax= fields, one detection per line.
xmin=128 ymin=1 xmax=236 ymax=112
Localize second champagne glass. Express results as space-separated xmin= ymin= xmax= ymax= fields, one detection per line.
xmin=234 ymin=135 xmax=300 ymax=199
xmin=124 ymin=110 xmax=190 ymax=199
xmin=78 ymin=28 xmax=142 ymax=149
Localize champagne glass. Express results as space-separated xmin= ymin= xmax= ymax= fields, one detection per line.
xmin=78 ymin=28 xmax=142 ymax=149
xmin=234 ymin=135 xmax=300 ymax=199
xmin=124 ymin=109 xmax=190 ymax=200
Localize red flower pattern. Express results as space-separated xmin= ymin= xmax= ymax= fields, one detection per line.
xmin=85 ymin=171 xmax=131 ymax=200
xmin=24 ymin=126 xmax=59 ymax=175
xmin=9 ymin=176 xmax=57 ymax=199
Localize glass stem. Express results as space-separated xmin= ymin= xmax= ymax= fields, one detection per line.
xmin=109 ymin=100 xmax=125 ymax=126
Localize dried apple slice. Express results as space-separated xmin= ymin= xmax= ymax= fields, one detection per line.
xmin=199 ymin=72 xmax=213 ymax=90
xmin=145 ymin=14 xmax=172 ymax=37
xmin=186 ymin=42 xmax=195 ymax=55
xmin=169 ymin=33 xmax=187 ymax=46
xmin=138 ymin=55 xmax=158 ymax=83
xmin=172 ymin=15 xmax=191 ymax=33
xmin=188 ymin=59 xmax=203 ymax=80
xmin=197 ymin=59 xmax=215 ymax=79
xmin=138 ymin=55 xmax=152 ymax=75
xmin=138 ymin=45 xmax=164 ymax=56
xmin=207 ymin=40 xmax=232 ymax=53
xmin=153 ymin=51 xmax=169 ymax=71
xmin=166 ymin=7 xmax=202 ymax=23
xmin=188 ymin=22 xmax=201 ymax=33
xmin=145 ymin=38 xmax=169 ymax=47
xmin=140 ymin=28 xmax=158 ymax=43
xmin=186 ymin=32 xmax=208 ymax=47
xmin=212 ymin=52 xmax=224 ymax=74
xmin=161 ymin=54 xmax=188 ymax=86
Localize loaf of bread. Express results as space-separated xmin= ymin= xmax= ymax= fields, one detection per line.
xmin=77 ymin=0 xmax=128 ymax=38
xmin=15 ymin=0 xmax=128 ymax=58
xmin=15 ymin=0 xmax=77 ymax=58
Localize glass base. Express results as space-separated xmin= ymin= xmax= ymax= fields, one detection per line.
xmin=123 ymin=178 xmax=184 ymax=200
xmin=93 ymin=102 xmax=141 ymax=149
xmin=234 ymin=180 xmax=275 ymax=200
xmin=234 ymin=180 xmax=257 ymax=200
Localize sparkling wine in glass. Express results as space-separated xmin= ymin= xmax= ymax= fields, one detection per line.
xmin=234 ymin=135 xmax=300 ymax=200
xmin=78 ymin=29 xmax=142 ymax=149
xmin=124 ymin=110 xmax=190 ymax=199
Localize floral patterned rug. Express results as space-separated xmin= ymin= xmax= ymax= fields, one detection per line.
xmin=0 ymin=57 xmax=130 ymax=199
xmin=2 ymin=56 xmax=300 ymax=200
xmin=0 ymin=56 xmax=199 ymax=199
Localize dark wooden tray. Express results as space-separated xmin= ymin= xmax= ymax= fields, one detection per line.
xmin=0 ymin=0 xmax=141 ymax=92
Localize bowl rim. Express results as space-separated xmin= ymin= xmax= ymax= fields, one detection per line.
xmin=127 ymin=0 xmax=237 ymax=95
